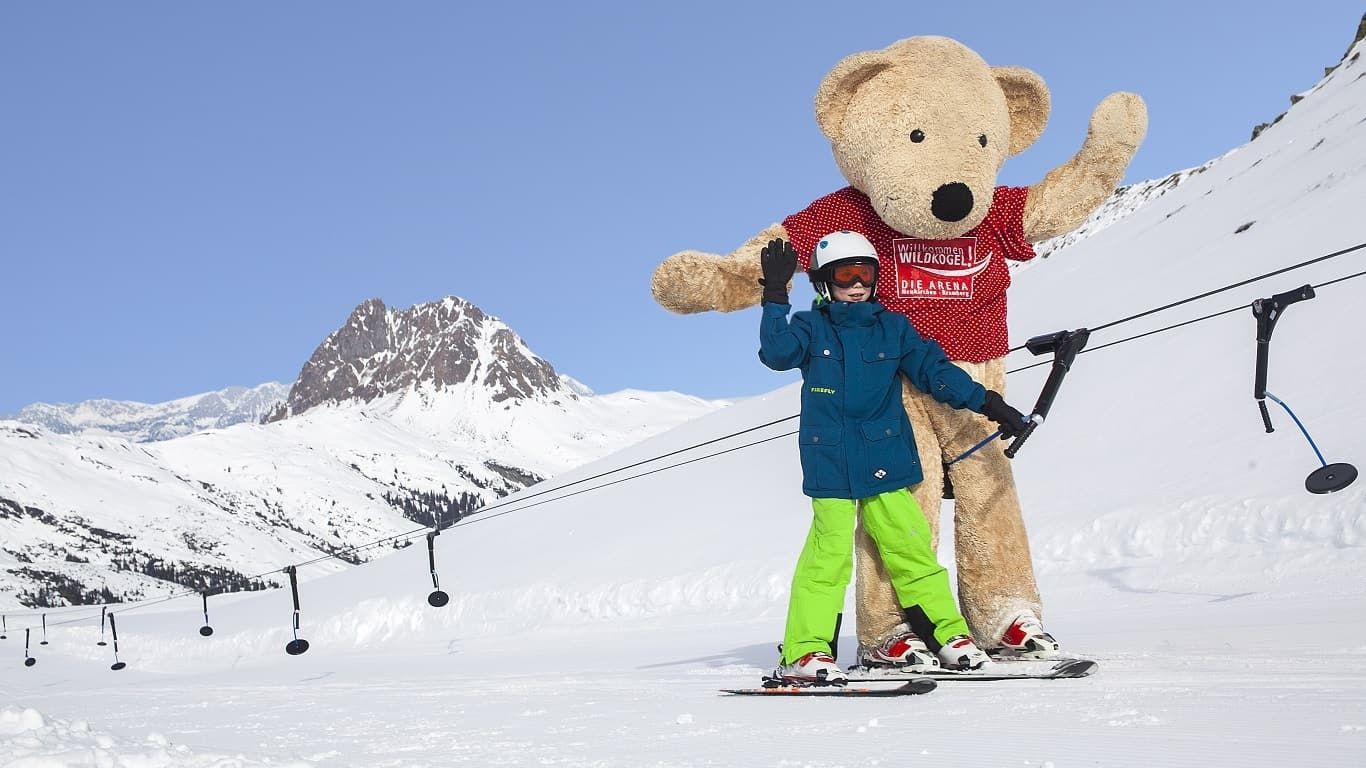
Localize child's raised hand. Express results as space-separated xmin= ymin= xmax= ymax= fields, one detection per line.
xmin=759 ymin=239 xmax=799 ymax=304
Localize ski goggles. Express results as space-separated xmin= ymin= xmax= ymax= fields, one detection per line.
xmin=827 ymin=261 xmax=878 ymax=288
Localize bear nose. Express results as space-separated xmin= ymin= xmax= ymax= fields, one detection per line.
xmin=931 ymin=182 xmax=974 ymax=223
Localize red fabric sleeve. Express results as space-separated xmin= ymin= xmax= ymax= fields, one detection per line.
xmin=989 ymin=185 xmax=1036 ymax=262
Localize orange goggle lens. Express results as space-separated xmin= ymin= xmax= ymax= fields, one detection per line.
xmin=830 ymin=262 xmax=877 ymax=288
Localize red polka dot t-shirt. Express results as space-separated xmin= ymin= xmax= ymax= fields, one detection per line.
xmin=783 ymin=185 xmax=1035 ymax=363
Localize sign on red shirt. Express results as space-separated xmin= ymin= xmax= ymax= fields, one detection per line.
xmin=783 ymin=186 xmax=1035 ymax=362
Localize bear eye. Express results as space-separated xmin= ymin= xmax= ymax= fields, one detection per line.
xmin=978 ymin=134 xmax=988 ymax=147
xmin=909 ymin=129 xmax=925 ymax=143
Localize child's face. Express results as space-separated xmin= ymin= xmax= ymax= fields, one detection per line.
xmin=831 ymin=282 xmax=871 ymax=302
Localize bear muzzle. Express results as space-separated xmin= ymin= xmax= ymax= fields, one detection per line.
xmin=931 ymin=182 xmax=974 ymax=223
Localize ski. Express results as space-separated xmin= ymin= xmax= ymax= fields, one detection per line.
xmin=847 ymin=657 xmax=1097 ymax=682
xmin=721 ymin=678 xmax=938 ymax=697
xmin=986 ymin=651 xmax=1094 ymax=663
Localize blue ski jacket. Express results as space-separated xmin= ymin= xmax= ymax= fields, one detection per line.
xmin=759 ymin=299 xmax=988 ymax=499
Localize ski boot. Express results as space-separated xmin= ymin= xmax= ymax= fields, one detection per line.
xmin=856 ymin=630 xmax=941 ymax=672
xmin=937 ymin=635 xmax=991 ymax=670
xmin=992 ymin=611 xmax=1061 ymax=659
xmin=777 ymin=651 xmax=848 ymax=686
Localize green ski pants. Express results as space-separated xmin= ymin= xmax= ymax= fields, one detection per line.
xmin=782 ymin=488 xmax=969 ymax=664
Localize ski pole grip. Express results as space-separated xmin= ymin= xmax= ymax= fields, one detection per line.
xmin=1003 ymin=415 xmax=1043 ymax=459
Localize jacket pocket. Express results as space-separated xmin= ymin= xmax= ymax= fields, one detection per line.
xmin=798 ymin=424 xmax=844 ymax=490
xmin=859 ymin=418 xmax=918 ymax=482
xmin=860 ymin=418 xmax=901 ymax=442
xmin=808 ymin=343 xmax=843 ymax=388
xmin=860 ymin=345 xmax=900 ymax=392
xmin=860 ymin=345 xmax=898 ymax=364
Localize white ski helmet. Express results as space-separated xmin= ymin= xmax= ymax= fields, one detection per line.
xmin=808 ymin=230 xmax=880 ymax=300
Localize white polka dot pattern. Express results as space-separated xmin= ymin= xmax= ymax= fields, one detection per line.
xmin=783 ymin=186 xmax=1036 ymax=362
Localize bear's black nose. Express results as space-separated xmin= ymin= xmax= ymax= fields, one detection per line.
xmin=931 ymin=182 xmax=974 ymax=222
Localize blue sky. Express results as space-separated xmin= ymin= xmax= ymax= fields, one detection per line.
xmin=2 ymin=1 xmax=1362 ymax=411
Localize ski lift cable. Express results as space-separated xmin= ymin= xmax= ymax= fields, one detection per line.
xmin=44 ymin=593 xmax=183 ymax=629
xmin=1004 ymin=240 xmax=1366 ymax=354
xmin=25 ymin=586 xmax=197 ymax=627
xmin=291 ymin=428 xmax=798 ymax=563
xmin=420 ymin=430 xmax=799 ymax=534
xmin=304 ymin=427 xmax=800 ymax=556
xmin=1004 ymin=268 xmax=1366 ymax=374
xmin=1312 ymin=267 xmax=1366 ymax=289
xmin=10 ymin=248 xmax=1364 ymax=623
xmin=462 ymin=412 xmax=798 ymax=516
xmin=284 ymin=413 xmax=803 ymax=570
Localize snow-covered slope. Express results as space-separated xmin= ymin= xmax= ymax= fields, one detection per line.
xmin=1030 ymin=163 xmax=1209 ymax=261
xmin=4 ymin=30 xmax=1365 ymax=768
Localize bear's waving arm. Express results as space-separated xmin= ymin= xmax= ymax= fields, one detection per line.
xmin=1022 ymin=92 xmax=1148 ymax=242
xmin=650 ymin=222 xmax=789 ymax=314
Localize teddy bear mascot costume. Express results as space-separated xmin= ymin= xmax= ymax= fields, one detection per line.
xmin=651 ymin=36 xmax=1146 ymax=667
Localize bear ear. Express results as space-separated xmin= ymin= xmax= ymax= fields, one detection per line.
xmin=815 ymin=49 xmax=894 ymax=143
xmin=993 ymin=66 xmax=1050 ymax=156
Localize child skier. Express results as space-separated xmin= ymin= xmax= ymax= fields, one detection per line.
xmin=758 ymin=231 xmax=1030 ymax=685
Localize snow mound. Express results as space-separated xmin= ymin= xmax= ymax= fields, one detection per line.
xmin=0 ymin=707 xmax=312 ymax=767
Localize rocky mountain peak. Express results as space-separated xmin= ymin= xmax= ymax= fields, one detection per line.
xmin=264 ymin=296 xmax=566 ymax=422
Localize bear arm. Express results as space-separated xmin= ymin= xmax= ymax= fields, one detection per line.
xmin=650 ymin=222 xmax=789 ymax=314
xmin=1022 ymin=92 xmax=1149 ymax=242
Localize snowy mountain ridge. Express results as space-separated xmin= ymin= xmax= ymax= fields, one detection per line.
xmin=2 ymin=382 xmax=289 ymax=443
xmin=0 ymin=296 xmax=725 ymax=608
